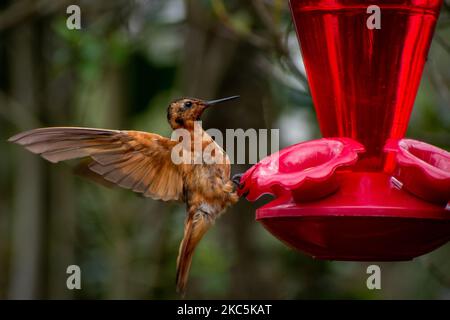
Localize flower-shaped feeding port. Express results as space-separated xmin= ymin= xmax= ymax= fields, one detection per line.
xmin=239 ymin=138 xmax=365 ymax=202
xmin=240 ymin=138 xmax=450 ymax=261
xmin=385 ymin=139 xmax=450 ymax=205
xmin=242 ymin=162 xmax=450 ymax=261
xmin=239 ymin=0 xmax=450 ymax=261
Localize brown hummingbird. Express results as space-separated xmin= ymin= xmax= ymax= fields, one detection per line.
xmin=8 ymin=95 xmax=241 ymax=295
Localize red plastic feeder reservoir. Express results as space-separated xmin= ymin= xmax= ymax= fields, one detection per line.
xmin=240 ymin=0 xmax=450 ymax=261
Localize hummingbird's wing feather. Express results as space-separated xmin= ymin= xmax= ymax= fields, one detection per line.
xmin=9 ymin=127 xmax=184 ymax=201
xmin=73 ymin=159 xmax=119 ymax=189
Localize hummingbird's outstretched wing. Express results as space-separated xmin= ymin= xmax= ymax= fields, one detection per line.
xmin=9 ymin=127 xmax=184 ymax=201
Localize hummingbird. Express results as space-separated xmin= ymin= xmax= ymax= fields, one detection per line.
xmin=8 ymin=95 xmax=241 ymax=295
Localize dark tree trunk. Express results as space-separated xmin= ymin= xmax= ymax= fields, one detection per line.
xmin=8 ymin=22 xmax=44 ymax=300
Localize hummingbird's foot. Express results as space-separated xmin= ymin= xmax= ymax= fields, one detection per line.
xmin=232 ymin=173 xmax=244 ymax=189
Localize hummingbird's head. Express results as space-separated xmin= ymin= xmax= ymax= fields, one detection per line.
xmin=167 ymin=96 xmax=239 ymax=129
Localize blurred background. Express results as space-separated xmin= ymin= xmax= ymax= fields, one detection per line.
xmin=0 ymin=0 xmax=449 ymax=299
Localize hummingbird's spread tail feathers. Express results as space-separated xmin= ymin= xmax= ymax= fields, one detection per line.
xmin=176 ymin=210 xmax=211 ymax=296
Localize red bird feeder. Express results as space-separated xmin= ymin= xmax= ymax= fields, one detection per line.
xmin=240 ymin=0 xmax=450 ymax=260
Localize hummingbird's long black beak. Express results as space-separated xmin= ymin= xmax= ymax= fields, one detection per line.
xmin=205 ymin=95 xmax=240 ymax=107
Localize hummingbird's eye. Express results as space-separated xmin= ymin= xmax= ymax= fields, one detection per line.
xmin=184 ymin=101 xmax=193 ymax=108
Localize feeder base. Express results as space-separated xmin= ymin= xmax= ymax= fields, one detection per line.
xmin=256 ymin=172 xmax=450 ymax=261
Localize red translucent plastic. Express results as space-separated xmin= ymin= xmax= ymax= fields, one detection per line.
xmin=257 ymin=172 xmax=450 ymax=261
xmin=385 ymin=138 xmax=450 ymax=204
xmin=240 ymin=0 xmax=449 ymax=261
xmin=239 ymin=138 xmax=365 ymax=202
xmin=290 ymin=0 xmax=442 ymax=170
